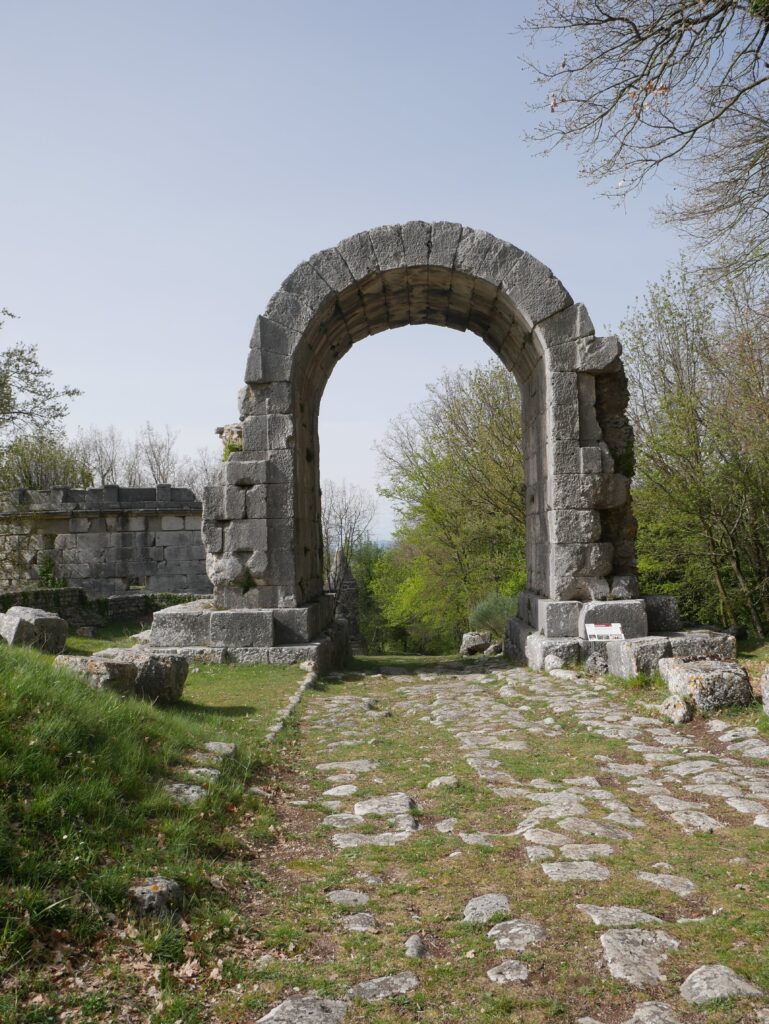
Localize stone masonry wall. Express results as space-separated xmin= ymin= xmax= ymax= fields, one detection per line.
xmin=0 ymin=486 xmax=211 ymax=597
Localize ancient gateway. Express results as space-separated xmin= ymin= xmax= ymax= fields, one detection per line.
xmin=150 ymin=221 xmax=673 ymax=667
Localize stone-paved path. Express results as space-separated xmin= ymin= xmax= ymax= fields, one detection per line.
xmin=255 ymin=662 xmax=769 ymax=1023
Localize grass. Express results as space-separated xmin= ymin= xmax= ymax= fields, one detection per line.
xmin=0 ymin=630 xmax=305 ymax=1023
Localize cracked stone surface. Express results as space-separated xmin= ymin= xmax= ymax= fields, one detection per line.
xmin=487 ymin=919 xmax=545 ymax=951
xmin=347 ymin=972 xmax=419 ymax=1001
xmin=325 ymin=889 xmax=369 ymax=907
xmin=257 ymin=996 xmax=348 ymax=1022
xmin=341 ymin=913 xmax=377 ymax=932
xmin=486 ymin=959 xmax=529 ymax=984
xmin=462 ymin=893 xmax=510 ymax=922
xmin=542 ymin=861 xmax=610 ymax=882
xmin=577 ymin=905 xmax=663 ymax=927
xmin=600 ymin=929 xmax=679 ymax=986
xmin=679 ymin=964 xmax=762 ymax=1004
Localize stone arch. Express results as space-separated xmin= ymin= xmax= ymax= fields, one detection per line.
xmin=203 ymin=221 xmax=637 ymax=639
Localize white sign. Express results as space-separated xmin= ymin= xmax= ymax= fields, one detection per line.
xmin=585 ymin=623 xmax=625 ymax=641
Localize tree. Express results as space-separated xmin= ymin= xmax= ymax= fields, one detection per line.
xmin=374 ymin=360 xmax=526 ymax=651
xmin=620 ymin=262 xmax=769 ymax=635
xmin=0 ymin=309 xmax=81 ymax=440
xmin=523 ymin=2 xmax=769 ymax=277
xmin=0 ymin=432 xmax=92 ymax=491
xmin=321 ymin=479 xmax=377 ymax=594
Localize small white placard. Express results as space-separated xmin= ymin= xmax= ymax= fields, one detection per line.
xmin=585 ymin=622 xmax=625 ymax=641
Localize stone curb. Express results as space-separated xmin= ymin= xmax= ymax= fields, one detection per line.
xmin=264 ymin=666 xmax=318 ymax=742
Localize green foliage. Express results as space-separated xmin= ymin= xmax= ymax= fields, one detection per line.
xmin=372 ymin=360 xmax=526 ymax=653
xmin=469 ymin=592 xmax=518 ymax=639
xmin=622 ymin=263 xmax=769 ymax=637
xmin=0 ymin=310 xmax=81 ymax=441
xmin=0 ymin=431 xmax=92 ymax=490
xmin=222 ymin=437 xmax=242 ymax=461
xmin=36 ymin=555 xmax=67 ymax=590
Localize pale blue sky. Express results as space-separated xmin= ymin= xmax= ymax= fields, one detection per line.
xmin=1 ymin=1 xmax=681 ymax=535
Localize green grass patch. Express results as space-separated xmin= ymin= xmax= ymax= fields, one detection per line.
xmin=0 ymin=643 xmax=300 ymax=976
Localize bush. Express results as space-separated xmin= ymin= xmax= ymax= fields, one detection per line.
xmin=469 ymin=592 xmax=518 ymax=639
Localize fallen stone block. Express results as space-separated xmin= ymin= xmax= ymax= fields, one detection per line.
xmin=460 ymin=631 xmax=491 ymax=655
xmin=667 ymin=630 xmax=736 ymax=661
xmin=659 ymin=658 xmax=753 ymax=712
xmin=128 ymin=876 xmax=182 ymax=915
xmin=658 ymin=695 xmax=694 ymax=725
xmin=56 ymin=647 xmax=188 ymax=703
xmin=0 ymin=606 xmax=68 ymax=653
xmin=606 ymin=636 xmax=671 ymax=678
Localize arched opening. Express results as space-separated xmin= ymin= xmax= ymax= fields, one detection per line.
xmin=158 ymin=221 xmax=639 ymax=663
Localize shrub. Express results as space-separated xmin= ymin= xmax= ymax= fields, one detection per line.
xmin=469 ymin=592 xmax=518 ymax=639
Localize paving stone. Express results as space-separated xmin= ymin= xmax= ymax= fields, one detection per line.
xmin=463 ymin=893 xmax=510 ymax=922
xmin=316 ymin=759 xmax=378 ymax=773
xmin=347 ymin=971 xmax=418 ymax=1001
xmin=636 ymin=872 xmax=696 ymax=896
xmin=127 ymin=876 xmax=182 ymax=915
xmin=521 ymin=827 xmax=573 ymax=846
xmin=427 ymin=775 xmax=459 ymax=789
xmin=332 ymin=830 xmax=413 ymax=849
xmin=561 ymin=843 xmax=614 ymax=860
xmin=163 ymin=782 xmax=206 ymax=805
xmin=325 ymin=889 xmax=369 ymax=907
xmin=435 ymin=818 xmax=457 ymax=833
xmin=404 ymin=933 xmax=427 ymax=957
xmin=526 ymin=844 xmax=554 ymax=861
xmin=323 ymin=784 xmax=358 ymax=797
xmin=486 ymin=959 xmax=529 ymax=984
xmin=542 ymin=861 xmax=610 ymax=882
xmin=257 ymin=996 xmax=348 ymax=1022
xmin=204 ymin=741 xmax=236 ymax=758
xmin=576 ymin=905 xmax=663 ymax=927
xmin=600 ymin=929 xmax=679 ymax=986
xmin=342 ymin=913 xmax=377 ymax=932
xmin=323 ymin=813 xmax=366 ymax=830
xmin=459 ymin=831 xmax=493 ymax=846
xmin=354 ymin=793 xmax=415 ymax=816
xmin=621 ymin=1004 xmax=682 ymax=1024
xmin=487 ymin=919 xmax=545 ymax=951
xmin=680 ymin=963 xmax=762 ymax=1004
xmin=556 ymin=817 xmax=630 ymax=840
xmin=670 ymin=810 xmax=724 ymax=833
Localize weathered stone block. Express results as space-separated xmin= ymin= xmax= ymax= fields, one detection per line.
xmin=549 ymin=575 xmax=611 ymax=602
xmin=525 ymin=632 xmax=583 ymax=670
xmin=606 ymin=636 xmax=671 ymax=678
xmin=659 ymin=658 xmax=753 ymax=711
xmin=0 ymin=606 xmax=68 ymax=653
xmin=210 ymin=609 xmax=274 ymax=648
xmin=273 ymin=604 xmax=320 ymax=643
xmin=549 ymin=473 xmax=630 ymax=511
xmin=668 ymin=630 xmax=736 ymax=661
xmin=149 ymin=601 xmax=213 ymax=647
xmin=222 ymin=486 xmax=246 ymax=520
xmin=578 ymin=599 xmax=648 ymax=640
xmin=226 ymin=519 xmax=268 ymax=554
xmin=550 ymin=542 xmax=614 ymax=578
xmin=644 ymin=595 xmax=682 ymax=632
xmin=547 ymin=509 xmax=602 ymax=544
xmin=536 ymin=599 xmax=580 ymax=638
xmin=225 ymin=458 xmax=268 ymax=488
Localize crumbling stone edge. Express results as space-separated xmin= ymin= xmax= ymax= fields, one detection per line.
xmin=263 ymin=666 xmax=319 ymax=743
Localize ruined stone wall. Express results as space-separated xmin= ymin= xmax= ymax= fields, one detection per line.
xmin=0 ymin=486 xmax=211 ymax=597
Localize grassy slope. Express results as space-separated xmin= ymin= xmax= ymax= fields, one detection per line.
xmin=0 ymin=638 xmax=303 ymax=1023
